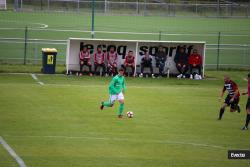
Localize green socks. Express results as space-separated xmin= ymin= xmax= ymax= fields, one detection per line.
xmin=102 ymin=101 xmax=124 ymax=116
xmin=118 ymin=103 xmax=124 ymax=115
xmin=103 ymin=101 xmax=112 ymax=107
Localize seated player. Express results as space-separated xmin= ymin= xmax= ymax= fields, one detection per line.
xmin=188 ymin=49 xmax=202 ymax=79
xmin=94 ymin=46 xmax=106 ymax=76
xmin=79 ymin=46 xmax=92 ymax=76
xmin=218 ymin=75 xmax=241 ymax=120
xmin=140 ymin=50 xmax=154 ymax=78
xmin=174 ymin=47 xmax=188 ymax=78
xmin=155 ymin=46 xmax=167 ymax=77
xmin=122 ymin=50 xmax=135 ymax=76
xmin=106 ymin=46 xmax=118 ymax=76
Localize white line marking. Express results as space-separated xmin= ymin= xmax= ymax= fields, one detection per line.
xmin=38 ymin=82 xmax=45 ymax=85
xmin=28 ymin=29 xmax=250 ymax=37
xmin=44 ymin=83 xmax=207 ymax=90
xmin=3 ymin=135 xmax=226 ymax=150
xmin=0 ymin=20 xmax=48 ymax=29
xmin=0 ymin=136 xmax=27 ymax=167
xmin=1 ymin=27 xmax=250 ymax=37
xmin=243 ymin=78 xmax=248 ymax=81
xmin=30 ymin=74 xmax=44 ymax=85
xmin=31 ymin=74 xmax=38 ymax=80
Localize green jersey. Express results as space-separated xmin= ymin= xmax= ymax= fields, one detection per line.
xmin=109 ymin=74 xmax=126 ymax=95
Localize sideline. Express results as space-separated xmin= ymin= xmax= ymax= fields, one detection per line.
xmin=3 ymin=134 xmax=226 ymax=150
xmin=31 ymin=74 xmax=44 ymax=85
xmin=0 ymin=136 xmax=27 ymax=167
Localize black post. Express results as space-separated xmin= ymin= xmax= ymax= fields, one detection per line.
xmin=14 ymin=0 xmax=19 ymax=11
xmin=40 ymin=0 xmax=43 ymax=10
xmin=137 ymin=0 xmax=139 ymax=15
xmin=168 ymin=0 xmax=171 ymax=16
xmin=91 ymin=0 xmax=95 ymax=38
xmin=24 ymin=26 xmax=28 ymax=65
xmin=216 ymin=32 xmax=221 ymax=70
xmin=159 ymin=31 xmax=162 ymax=41
xmin=217 ymin=0 xmax=220 ymax=17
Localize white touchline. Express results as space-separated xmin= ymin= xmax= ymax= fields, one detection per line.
xmin=0 ymin=136 xmax=27 ymax=167
xmin=31 ymin=74 xmax=44 ymax=85
xmin=0 ymin=20 xmax=48 ymax=29
xmin=31 ymin=73 xmax=38 ymax=80
xmin=3 ymin=135 xmax=227 ymax=150
xmin=38 ymin=81 xmax=45 ymax=85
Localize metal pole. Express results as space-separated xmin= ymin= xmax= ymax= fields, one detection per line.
xmin=14 ymin=0 xmax=17 ymax=11
xmin=34 ymin=39 xmax=38 ymax=65
xmin=20 ymin=0 xmax=22 ymax=10
xmin=159 ymin=31 xmax=162 ymax=41
xmin=243 ymin=44 xmax=247 ymax=65
xmin=134 ymin=42 xmax=139 ymax=77
xmin=195 ymin=0 xmax=197 ymax=15
xmin=91 ymin=0 xmax=95 ymax=38
xmin=24 ymin=26 xmax=28 ymax=65
xmin=77 ymin=0 xmax=79 ymax=12
xmin=246 ymin=5 xmax=249 ymax=18
xmin=40 ymin=0 xmax=43 ymax=10
xmin=168 ymin=0 xmax=171 ymax=16
xmin=136 ymin=0 xmax=139 ymax=15
xmin=216 ymin=31 xmax=221 ymax=70
xmin=217 ymin=0 xmax=220 ymax=17
xmin=48 ymin=0 xmax=50 ymax=11
xmin=105 ymin=0 xmax=107 ymax=13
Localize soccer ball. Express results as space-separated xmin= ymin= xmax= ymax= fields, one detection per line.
xmin=126 ymin=111 xmax=134 ymax=118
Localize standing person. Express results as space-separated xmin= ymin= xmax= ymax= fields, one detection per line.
xmin=122 ymin=50 xmax=135 ymax=77
xmin=140 ymin=50 xmax=154 ymax=78
xmin=155 ymin=46 xmax=167 ymax=77
xmin=174 ymin=47 xmax=189 ymax=78
xmin=188 ymin=49 xmax=202 ymax=79
xmin=94 ymin=46 xmax=106 ymax=76
xmin=100 ymin=68 xmax=126 ymax=118
xmin=218 ymin=75 xmax=241 ymax=120
xmin=107 ymin=46 xmax=118 ymax=76
xmin=241 ymin=74 xmax=250 ymax=130
xmin=79 ymin=46 xmax=92 ymax=76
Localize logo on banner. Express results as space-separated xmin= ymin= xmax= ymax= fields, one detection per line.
xmin=47 ymin=55 xmax=54 ymax=64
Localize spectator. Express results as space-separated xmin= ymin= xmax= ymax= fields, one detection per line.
xmin=94 ymin=46 xmax=106 ymax=76
xmin=79 ymin=46 xmax=92 ymax=76
xmin=188 ymin=49 xmax=202 ymax=79
xmin=107 ymin=46 xmax=118 ymax=76
xmin=155 ymin=46 xmax=167 ymax=77
xmin=122 ymin=50 xmax=135 ymax=76
xmin=174 ymin=47 xmax=189 ymax=78
xmin=140 ymin=50 xmax=154 ymax=78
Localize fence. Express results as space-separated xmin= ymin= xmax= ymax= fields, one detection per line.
xmin=1 ymin=1 xmax=250 ymax=70
xmin=11 ymin=0 xmax=250 ymax=18
xmin=0 ymin=29 xmax=249 ymax=69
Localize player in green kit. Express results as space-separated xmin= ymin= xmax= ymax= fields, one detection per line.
xmin=100 ymin=68 xmax=126 ymax=118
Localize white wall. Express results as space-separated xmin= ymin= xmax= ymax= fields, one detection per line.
xmin=66 ymin=38 xmax=205 ymax=75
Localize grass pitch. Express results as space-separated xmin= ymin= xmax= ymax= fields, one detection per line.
xmin=0 ymin=11 xmax=250 ymax=67
xmin=0 ymin=71 xmax=250 ymax=167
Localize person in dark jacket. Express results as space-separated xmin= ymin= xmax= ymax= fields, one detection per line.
xmin=174 ymin=47 xmax=189 ymax=78
xmin=155 ymin=46 xmax=167 ymax=77
xmin=140 ymin=50 xmax=155 ymax=78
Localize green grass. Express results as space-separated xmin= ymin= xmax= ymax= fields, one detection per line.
xmin=0 ymin=143 xmax=18 ymax=167
xmin=0 ymin=72 xmax=250 ymax=167
xmin=0 ymin=64 xmax=66 ymax=74
xmin=0 ymin=11 xmax=250 ymax=68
